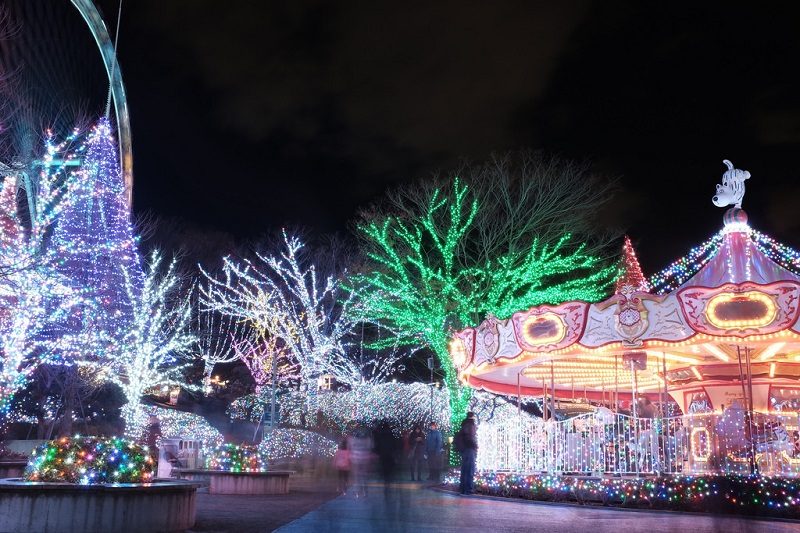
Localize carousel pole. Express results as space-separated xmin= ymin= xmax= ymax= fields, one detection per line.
xmin=737 ymin=346 xmax=755 ymax=474
xmin=542 ymin=380 xmax=547 ymax=421
xmin=551 ymin=360 xmax=556 ymax=474
xmin=745 ymin=346 xmax=757 ymax=474
xmin=745 ymin=346 xmax=755 ymax=413
xmin=601 ymin=377 xmax=605 ymax=405
xmin=632 ymin=366 xmax=639 ymax=476
xmin=550 ymin=361 xmax=556 ymax=420
xmin=662 ymin=351 xmax=670 ymax=473
xmin=615 ymin=354 xmax=619 ymax=410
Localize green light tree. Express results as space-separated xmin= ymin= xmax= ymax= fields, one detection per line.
xmin=346 ymin=152 xmax=620 ymax=429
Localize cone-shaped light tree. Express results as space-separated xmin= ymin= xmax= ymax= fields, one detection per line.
xmin=47 ymin=117 xmax=144 ymax=361
xmin=616 ymin=235 xmax=650 ymax=293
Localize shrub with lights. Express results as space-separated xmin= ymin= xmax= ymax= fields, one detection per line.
xmin=23 ymin=436 xmax=154 ymax=485
xmin=134 ymin=407 xmax=225 ymax=448
xmin=259 ymin=428 xmax=337 ymax=459
xmin=442 ymin=472 xmax=800 ymax=519
xmin=204 ymin=443 xmax=269 ymax=472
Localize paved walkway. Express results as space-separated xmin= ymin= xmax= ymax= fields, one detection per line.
xmin=275 ymin=480 xmax=799 ymax=533
xmin=187 ymin=468 xmax=799 ymax=533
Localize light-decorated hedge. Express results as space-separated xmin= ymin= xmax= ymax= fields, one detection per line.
xmin=24 ymin=436 xmax=155 ymax=484
xmin=204 ymin=443 xmax=269 ymax=472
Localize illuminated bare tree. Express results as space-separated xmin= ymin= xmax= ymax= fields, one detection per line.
xmin=348 ymin=152 xmax=620 ymax=427
xmin=195 ymin=281 xmax=247 ymax=392
xmin=201 ymin=231 xmax=386 ymax=389
xmin=0 ymin=167 xmax=85 ymax=419
xmin=231 ymin=319 xmax=299 ymax=394
xmin=104 ymin=251 xmax=198 ymax=438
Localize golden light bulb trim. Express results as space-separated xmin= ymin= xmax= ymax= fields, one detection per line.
xmin=705 ymin=291 xmax=777 ymax=329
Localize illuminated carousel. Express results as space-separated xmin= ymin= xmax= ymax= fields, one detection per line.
xmin=450 ymin=161 xmax=800 ymax=476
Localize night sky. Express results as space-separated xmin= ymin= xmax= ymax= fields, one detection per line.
xmin=11 ymin=1 xmax=800 ymax=274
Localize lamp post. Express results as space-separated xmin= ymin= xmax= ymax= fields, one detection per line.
xmin=428 ymin=357 xmax=435 ymax=423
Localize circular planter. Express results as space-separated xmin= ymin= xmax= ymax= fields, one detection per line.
xmin=0 ymin=460 xmax=27 ymax=479
xmin=175 ymin=469 xmax=293 ymax=495
xmin=0 ymin=478 xmax=202 ymax=533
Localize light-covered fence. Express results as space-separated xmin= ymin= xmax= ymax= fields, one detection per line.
xmin=477 ymin=409 xmax=800 ymax=476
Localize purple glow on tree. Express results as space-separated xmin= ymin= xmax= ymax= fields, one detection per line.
xmin=48 ymin=117 xmax=144 ymax=356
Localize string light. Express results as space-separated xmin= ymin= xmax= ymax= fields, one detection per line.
xmin=0 ymin=135 xmax=90 ymax=416
xmin=47 ymin=118 xmax=145 ymax=356
xmin=101 ymin=250 xmax=199 ymax=438
xmin=347 ymin=177 xmax=615 ymax=430
xmin=200 ymin=231 xmax=385 ymax=392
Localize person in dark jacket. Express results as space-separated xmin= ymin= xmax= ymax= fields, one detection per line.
xmin=408 ymin=425 xmax=426 ymax=481
xmin=425 ymin=421 xmax=444 ymax=482
xmin=373 ymin=420 xmax=401 ymax=497
xmin=458 ymin=412 xmax=478 ymax=495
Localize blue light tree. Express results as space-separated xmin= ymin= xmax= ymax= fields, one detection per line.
xmin=47 ymin=117 xmax=144 ymax=360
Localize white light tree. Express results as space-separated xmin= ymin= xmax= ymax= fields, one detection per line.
xmin=0 ymin=159 xmax=88 ymax=418
xmin=103 ymin=251 xmax=198 ymax=438
xmin=202 ymin=231 xmax=384 ymax=390
xmin=195 ymin=281 xmax=247 ymax=393
xmin=230 ymin=313 xmax=300 ymax=394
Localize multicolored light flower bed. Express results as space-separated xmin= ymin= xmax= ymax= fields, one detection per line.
xmin=443 ymin=471 xmax=800 ymax=519
xmin=204 ymin=443 xmax=269 ymax=472
xmin=24 ymin=436 xmax=155 ymax=485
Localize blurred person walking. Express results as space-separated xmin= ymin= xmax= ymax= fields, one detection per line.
xmin=373 ymin=420 xmax=401 ymax=498
xmin=348 ymin=425 xmax=373 ymax=498
xmin=333 ymin=439 xmax=351 ymax=494
xmin=456 ymin=412 xmax=478 ymax=495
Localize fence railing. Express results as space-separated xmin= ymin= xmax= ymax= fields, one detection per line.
xmin=477 ymin=409 xmax=800 ymax=476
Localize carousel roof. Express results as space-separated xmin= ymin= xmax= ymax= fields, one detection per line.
xmin=451 ymin=162 xmax=800 ymax=412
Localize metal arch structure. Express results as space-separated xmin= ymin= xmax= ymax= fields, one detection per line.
xmin=70 ymin=0 xmax=133 ymax=208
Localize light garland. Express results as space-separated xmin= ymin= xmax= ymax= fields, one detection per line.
xmin=649 ymin=226 xmax=800 ymax=294
xmin=648 ymin=233 xmax=724 ymax=294
xmin=24 ymin=436 xmax=154 ymax=485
